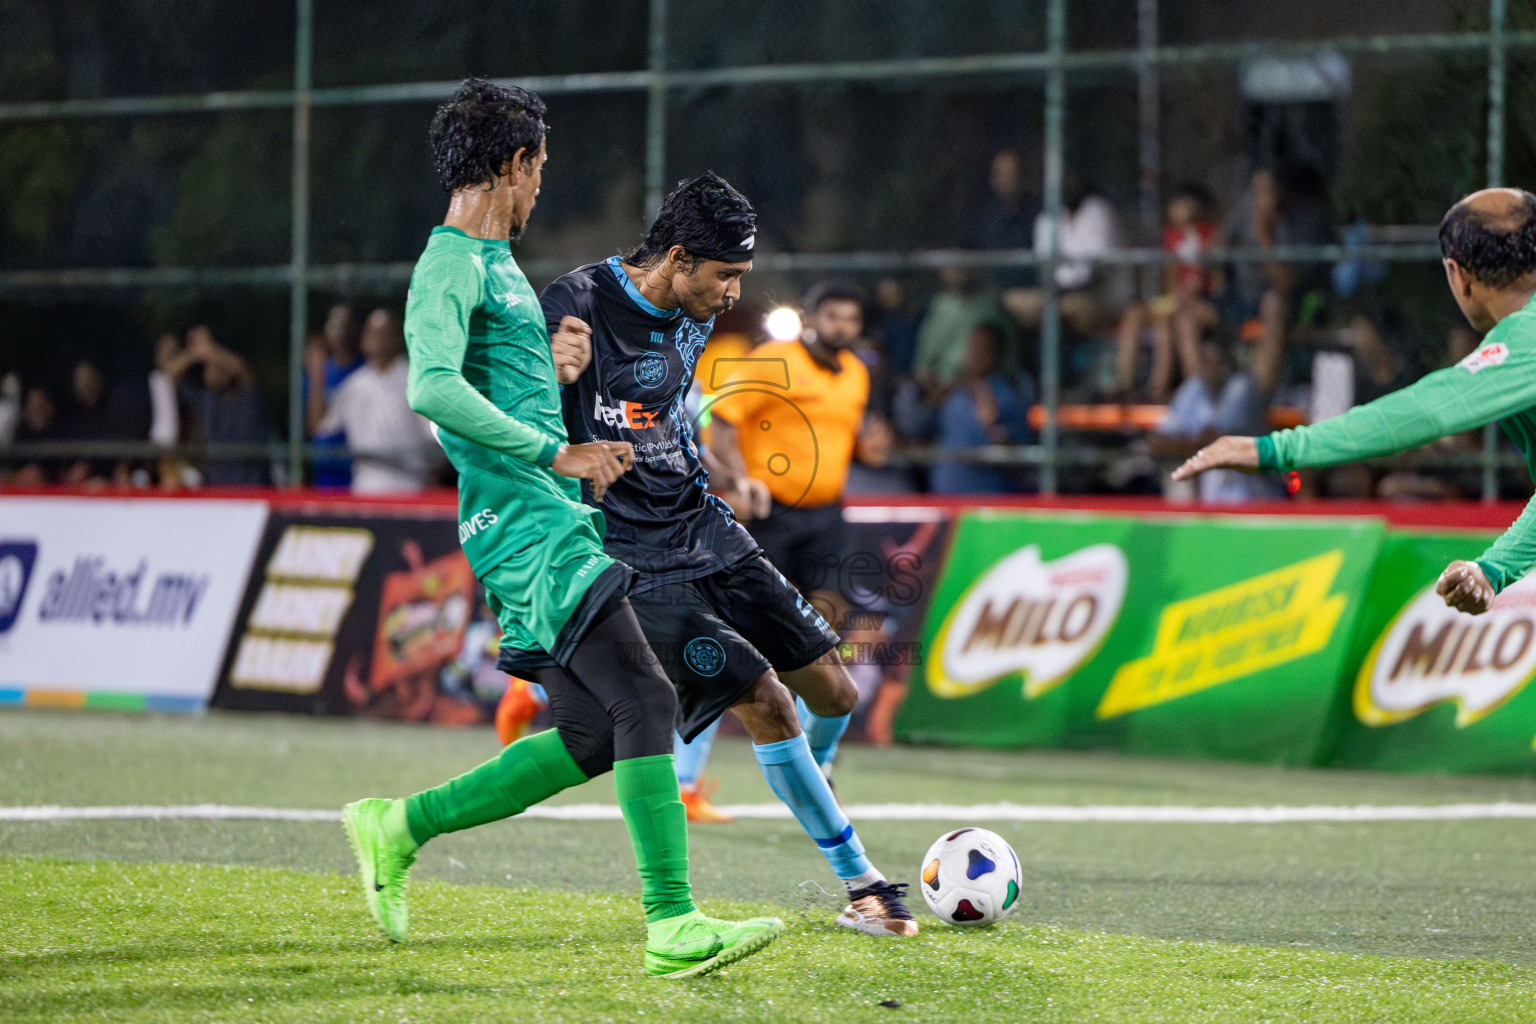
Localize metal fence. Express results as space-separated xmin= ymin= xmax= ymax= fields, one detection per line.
xmin=0 ymin=0 xmax=1527 ymax=494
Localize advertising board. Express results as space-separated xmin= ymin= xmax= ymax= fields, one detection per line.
xmin=897 ymin=511 xmax=1384 ymax=764
xmin=211 ymin=510 xmax=498 ymax=724
xmin=1332 ymin=530 xmax=1536 ymax=772
xmin=0 ymin=497 xmax=268 ymax=710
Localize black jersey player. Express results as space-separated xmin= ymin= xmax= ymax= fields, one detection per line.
xmin=518 ymin=172 xmax=916 ymax=936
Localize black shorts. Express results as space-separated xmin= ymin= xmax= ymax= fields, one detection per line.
xmin=746 ymin=501 xmax=847 ymax=598
xmin=628 ymin=553 xmax=842 ymax=742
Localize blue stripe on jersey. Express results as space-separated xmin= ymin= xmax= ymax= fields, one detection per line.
xmin=606 ymin=257 xmax=672 ymax=318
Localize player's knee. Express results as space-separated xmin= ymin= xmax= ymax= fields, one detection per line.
xmin=731 ymin=672 xmax=801 ymax=743
xmin=549 ymin=711 xmax=617 ymax=779
xmin=801 ymin=661 xmax=858 ymax=717
xmin=605 ymin=664 xmax=677 ymax=753
xmin=565 ymin=730 xmax=616 ymax=779
xmin=825 ymin=673 xmax=859 ymax=717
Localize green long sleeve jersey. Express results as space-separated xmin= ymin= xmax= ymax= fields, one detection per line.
xmin=1255 ymin=291 xmax=1536 ymax=593
xmin=404 ymin=227 xmax=592 ymax=576
xmin=403 ymin=226 xmax=563 ymax=468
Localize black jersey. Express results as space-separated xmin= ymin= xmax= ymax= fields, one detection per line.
xmin=540 ymin=258 xmax=758 ymax=590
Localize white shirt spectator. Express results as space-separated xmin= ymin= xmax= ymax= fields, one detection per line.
xmin=148 ymin=369 xmax=179 ymax=447
xmin=1157 ymin=370 xmax=1284 ymax=504
xmin=317 ymin=357 xmax=434 ymax=494
xmin=1034 ymin=194 xmax=1118 ymax=291
xmin=0 ymin=374 xmax=19 ymax=445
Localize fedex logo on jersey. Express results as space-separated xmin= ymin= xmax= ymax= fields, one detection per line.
xmin=1459 ymin=342 xmax=1509 ymax=374
xmin=593 ymin=393 xmax=660 ymax=430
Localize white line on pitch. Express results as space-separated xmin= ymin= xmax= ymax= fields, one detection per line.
xmin=6 ymin=802 xmax=1536 ymax=824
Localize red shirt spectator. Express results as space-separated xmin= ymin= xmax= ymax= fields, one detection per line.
xmin=1163 ymin=219 xmax=1218 ymax=297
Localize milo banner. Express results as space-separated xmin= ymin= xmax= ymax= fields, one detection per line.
xmin=896 ymin=511 xmax=1384 ymax=764
xmin=1331 ymin=530 xmax=1536 ymax=773
xmin=211 ymin=510 xmax=503 ymax=725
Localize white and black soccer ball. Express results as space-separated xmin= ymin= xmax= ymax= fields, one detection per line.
xmin=919 ymin=827 xmax=1022 ymax=926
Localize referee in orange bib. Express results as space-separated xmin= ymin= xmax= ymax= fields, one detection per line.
xmin=709 ymin=282 xmax=871 ymax=774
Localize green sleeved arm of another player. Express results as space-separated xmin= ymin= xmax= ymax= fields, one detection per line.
xmin=404 ymin=245 xmax=561 ymax=468
xmin=1475 ymin=494 xmax=1536 ymax=593
xmin=1251 ymin=309 xmax=1536 ymax=594
xmin=1259 ymin=340 xmax=1536 ymax=473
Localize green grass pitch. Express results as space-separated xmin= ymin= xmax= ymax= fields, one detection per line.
xmin=5 ymin=709 xmax=1536 ymax=1023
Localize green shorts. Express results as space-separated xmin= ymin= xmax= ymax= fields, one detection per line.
xmin=479 ymin=514 xmax=633 ymax=666
xmin=448 ymin=440 xmax=633 ymax=661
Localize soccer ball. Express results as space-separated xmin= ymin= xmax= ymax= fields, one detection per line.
xmin=919 ymin=827 xmax=1022 ymax=926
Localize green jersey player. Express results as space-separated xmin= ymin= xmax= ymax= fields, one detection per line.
xmin=1175 ymin=188 xmax=1536 ymax=614
xmin=339 ymin=79 xmax=781 ymax=979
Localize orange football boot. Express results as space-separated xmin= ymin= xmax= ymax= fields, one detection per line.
xmin=680 ymin=776 xmax=733 ymax=824
xmin=495 ymin=677 xmax=545 ymax=746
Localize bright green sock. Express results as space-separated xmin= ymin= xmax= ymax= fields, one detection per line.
xmin=613 ymin=753 xmax=696 ymax=923
xmin=404 ymin=728 xmax=587 ymax=847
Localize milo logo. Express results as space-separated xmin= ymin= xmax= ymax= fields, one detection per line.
xmin=927 ymin=544 xmax=1127 ymax=700
xmin=1356 ymin=575 xmax=1536 ymax=728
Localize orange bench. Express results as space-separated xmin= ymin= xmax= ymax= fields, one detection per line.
xmin=1026 ymin=404 xmax=1307 ymax=432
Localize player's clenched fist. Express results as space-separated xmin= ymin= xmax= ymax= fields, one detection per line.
xmin=1170 ymin=435 xmax=1260 ymax=482
xmin=550 ymin=315 xmax=592 ymax=385
xmin=551 ymin=440 xmax=633 ymax=501
xmin=1436 ymin=559 xmax=1495 ymax=615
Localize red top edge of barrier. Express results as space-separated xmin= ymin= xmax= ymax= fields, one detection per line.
xmin=0 ymin=485 xmax=1524 ymax=531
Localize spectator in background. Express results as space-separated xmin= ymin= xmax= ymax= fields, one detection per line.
xmin=9 ymin=386 xmax=62 ymax=486
xmin=1222 ymin=165 xmax=1336 ymax=397
xmin=844 ymin=413 xmax=916 ymax=494
xmin=148 ymin=333 xmax=181 ymax=449
xmin=979 ymin=148 xmax=1038 ymax=291
xmin=1151 ymin=331 xmax=1281 ymax=504
xmin=315 ymin=308 xmax=435 ymax=494
xmin=912 ymin=266 xmax=1018 ymax=395
xmin=148 ymin=332 xmax=198 ymax=489
xmin=929 ymin=323 xmax=1034 ymax=494
xmin=304 ymin=302 xmax=364 ymax=488
xmin=850 ymin=302 xmax=898 ymax=424
xmin=56 ymin=357 xmax=149 ymax=486
xmin=1114 ymin=183 xmax=1221 ymax=400
xmin=1004 ymin=172 xmax=1125 ymax=336
xmin=0 ymin=373 xmax=18 ymax=446
xmin=870 ymin=277 xmax=919 ymax=381
xmin=165 ymin=324 xmax=272 ymax=485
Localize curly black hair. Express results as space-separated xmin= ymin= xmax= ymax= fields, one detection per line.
xmin=429 ymin=78 xmax=547 ymax=193
xmin=1440 ymin=189 xmax=1536 ymax=289
xmin=624 ymin=171 xmax=756 ymax=270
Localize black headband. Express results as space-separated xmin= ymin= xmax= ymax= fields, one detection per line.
xmin=691 ymin=230 xmax=756 ymax=264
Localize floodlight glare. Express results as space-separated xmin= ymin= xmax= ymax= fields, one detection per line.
xmin=764 ymin=307 xmax=802 ymax=342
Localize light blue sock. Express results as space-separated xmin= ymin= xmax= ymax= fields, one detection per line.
xmin=795 ymin=695 xmax=850 ymax=770
xmin=674 ymin=718 xmax=720 ymax=787
xmin=753 ymin=734 xmax=874 ymax=882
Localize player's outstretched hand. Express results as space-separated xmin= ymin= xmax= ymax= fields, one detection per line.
xmin=552 ymin=440 xmax=633 ymax=502
xmin=551 ymin=316 xmax=592 ymax=386
xmin=1170 ymin=435 xmax=1260 ymax=482
xmin=1436 ymin=559 xmax=1495 ymax=615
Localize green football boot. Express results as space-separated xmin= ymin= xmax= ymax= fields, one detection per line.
xmin=342 ymin=798 xmax=417 ymax=942
xmin=644 ymin=910 xmax=785 ymax=979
